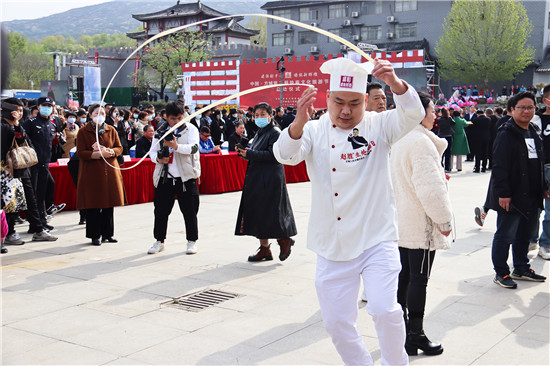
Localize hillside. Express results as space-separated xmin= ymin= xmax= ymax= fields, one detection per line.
xmin=3 ymin=0 xmax=266 ymax=41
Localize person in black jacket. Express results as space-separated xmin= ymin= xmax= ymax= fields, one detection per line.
xmin=234 ymin=102 xmax=297 ymax=262
xmin=471 ymin=110 xmax=491 ymax=172
xmin=536 ymin=84 xmax=550 ymax=260
xmin=135 ymin=124 xmax=154 ymax=158
xmin=106 ymin=106 xmax=129 ymax=155
xmin=486 ymin=108 xmax=499 ymax=169
xmin=436 ymin=108 xmax=454 ymax=172
xmin=1 ymin=98 xmax=57 ymax=244
xmin=486 ymin=91 xmax=547 ymax=289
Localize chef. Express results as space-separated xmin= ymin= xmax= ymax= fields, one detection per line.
xmin=273 ymin=57 xmax=425 ymax=366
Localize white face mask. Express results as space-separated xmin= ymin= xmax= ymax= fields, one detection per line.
xmin=67 ymin=117 xmax=76 ymax=124
xmin=93 ymin=115 xmax=106 ymax=125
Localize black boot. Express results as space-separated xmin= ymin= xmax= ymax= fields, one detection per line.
xmin=248 ymin=244 xmax=273 ymax=262
xmin=405 ymin=318 xmax=443 ymax=356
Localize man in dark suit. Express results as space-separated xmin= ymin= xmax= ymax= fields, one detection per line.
xmin=135 ymin=124 xmax=154 ymax=158
xmin=464 ymin=105 xmax=477 ymax=161
xmin=280 ymin=106 xmax=296 ymax=129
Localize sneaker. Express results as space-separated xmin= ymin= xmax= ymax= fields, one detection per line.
xmin=32 ymin=230 xmax=58 ymax=241
xmin=493 ymin=274 xmax=517 ymax=289
xmin=538 ymin=246 xmax=550 ymax=260
xmin=186 ymin=241 xmax=198 ymax=255
xmin=474 ymin=207 xmax=486 ymax=227
xmin=510 ymin=269 xmax=546 ymax=282
xmin=148 ymin=241 xmax=164 ymax=254
xmin=44 ymin=224 xmax=54 ymax=231
xmin=46 ymin=203 xmax=66 ymax=216
xmin=14 ymin=216 xmax=25 ymax=225
xmin=529 ymin=241 xmax=538 ymax=252
xmin=4 ymin=233 xmax=25 ymax=245
xmin=45 ymin=214 xmax=53 ymax=222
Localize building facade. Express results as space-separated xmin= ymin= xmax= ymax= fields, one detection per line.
xmin=261 ymin=0 xmax=550 ymax=96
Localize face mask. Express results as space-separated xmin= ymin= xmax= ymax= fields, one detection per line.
xmin=93 ymin=115 xmax=106 ymax=125
xmin=255 ymin=117 xmax=269 ymax=128
xmin=67 ymin=117 xmax=76 ymax=124
xmin=233 ymin=114 xmax=238 ymax=118
xmin=151 ymin=113 xmax=156 ymax=119
xmin=147 ymin=114 xmax=153 ymax=121
xmin=40 ymin=106 xmax=53 ymax=117
xmin=133 ymin=114 xmax=139 ymax=119
xmin=80 ymin=117 xmax=87 ymax=123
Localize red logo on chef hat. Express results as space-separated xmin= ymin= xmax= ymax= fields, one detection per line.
xmin=340 ymin=75 xmax=354 ymax=88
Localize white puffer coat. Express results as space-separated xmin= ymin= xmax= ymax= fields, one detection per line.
xmin=390 ymin=124 xmax=453 ymax=250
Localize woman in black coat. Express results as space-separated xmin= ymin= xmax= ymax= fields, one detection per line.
xmin=235 ymin=102 xmax=297 ymax=262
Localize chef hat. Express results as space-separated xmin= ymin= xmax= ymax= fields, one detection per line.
xmin=320 ymin=57 xmax=374 ymax=94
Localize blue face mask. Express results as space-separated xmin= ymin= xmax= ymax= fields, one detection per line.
xmin=80 ymin=117 xmax=87 ymax=123
xmin=40 ymin=106 xmax=53 ymax=117
xmin=133 ymin=113 xmax=139 ymax=119
xmin=147 ymin=114 xmax=153 ymax=121
xmin=255 ymin=117 xmax=270 ymax=128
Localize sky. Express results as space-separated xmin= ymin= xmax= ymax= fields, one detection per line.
xmin=1 ymin=0 xmax=113 ymax=21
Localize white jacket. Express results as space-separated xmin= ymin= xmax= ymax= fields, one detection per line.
xmin=390 ymin=125 xmax=453 ymax=250
xmin=150 ymin=122 xmax=201 ymax=187
xmin=273 ymin=84 xmax=425 ymax=261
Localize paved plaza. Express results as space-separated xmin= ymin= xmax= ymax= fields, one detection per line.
xmin=1 ymin=160 xmax=549 ymax=365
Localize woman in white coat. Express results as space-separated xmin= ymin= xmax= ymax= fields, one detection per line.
xmin=390 ymin=92 xmax=453 ymax=357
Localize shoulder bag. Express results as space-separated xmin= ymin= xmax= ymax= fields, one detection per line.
xmin=9 ymin=137 xmax=38 ymax=169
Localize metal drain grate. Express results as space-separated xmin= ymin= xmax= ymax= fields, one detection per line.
xmin=164 ymin=289 xmax=241 ymax=312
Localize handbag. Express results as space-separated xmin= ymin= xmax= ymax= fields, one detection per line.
xmin=9 ymin=137 xmax=38 ymax=169
xmin=1 ymin=161 xmax=27 ymax=213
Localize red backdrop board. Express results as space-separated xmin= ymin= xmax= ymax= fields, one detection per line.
xmin=239 ymin=55 xmax=343 ymax=109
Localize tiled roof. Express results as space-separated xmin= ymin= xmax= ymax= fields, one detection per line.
xmin=261 ymin=1 xmax=326 ymax=10
xmin=536 ymin=51 xmax=550 ymax=72
xmin=132 ymin=1 xmax=227 ymax=21
xmin=206 ymin=19 xmax=260 ymax=36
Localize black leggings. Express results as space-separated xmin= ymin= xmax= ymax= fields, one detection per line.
xmin=397 ymin=247 xmax=436 ymax=323
xmin=7 ymin=175 xmax=44 ymax=235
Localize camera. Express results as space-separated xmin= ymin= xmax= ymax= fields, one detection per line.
xmin=156 ymin=128 xmax=181 ymax=160
xmin=236 ymin=136 xmax=249 ymax=150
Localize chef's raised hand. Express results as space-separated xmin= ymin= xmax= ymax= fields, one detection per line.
xmin=371 ymin=59 xmax=407 ymax=95
xmin=289 ymin=87 xmax=317 ymax=140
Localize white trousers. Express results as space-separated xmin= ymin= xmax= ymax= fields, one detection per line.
xmin=315 ymin=241 xmax=408 ymax=366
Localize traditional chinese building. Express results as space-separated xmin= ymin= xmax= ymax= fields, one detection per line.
xmin=127 ymin=0 xmax=260 ymax=48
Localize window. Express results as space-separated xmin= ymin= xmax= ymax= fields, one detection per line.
xmin=212 ymin=37 xmax=222 ymax=46
xmin=396 ymin=22 xmax=417 ymax=38
xmin=395 ymin=0 xmax=417 ymax=12
xmin=299 ymin=31 xmax=318 ymax=44
xmin=272 ymin=32 xmax=292 ymax=47
xmin=361 ymin=26 xmax=381 ymax=40
xmin=272 ymin=9 xmax=291 ymax=23
xmin=300 ymin=7 xmax=318 ymax=21
xmin=329 ymin=4 xmax=348 ymax=19
xmin=361 ymin=1 xmax=382 ymax=15
xmin=328 ymin=28 xmax=344 ymax=43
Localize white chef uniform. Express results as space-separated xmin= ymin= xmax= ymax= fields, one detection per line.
xmin=273 ymin=57 xmax=425 ymax=366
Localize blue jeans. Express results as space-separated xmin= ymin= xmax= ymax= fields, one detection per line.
xmin=538 ymin=165 xmax=550 ymax=249
xmin=492 ymin=209 xmax=538 ymax=276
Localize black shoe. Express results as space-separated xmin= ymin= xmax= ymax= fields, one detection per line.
xmin=44 ymin=224 xmax=54 ymax=231
xmin=78 ymin=220 xmax=86 ymax=225
xmin=1 ymin=245 xmax=7 ymax=254
xmin=493 ymin=274 xmax=517 ymax=288
xmin=511 ymin=269 xmax=546 ymax=282
xmin=405 ymin=331 xmax=443 ymax=356
xmin=473 ymin=169 xmax=480 ymax=173
xmin=481 ymin=168 xmax=486 ymax=173
xmin=14 ymin=216 xmax=25 ymax=225
xmin=102 ymin=237 xmax=118 ymax=243
xmin=46 ymin=203 xmax=66 ymax=216
xmin=91 ymin=238 xmax=101 ymax=246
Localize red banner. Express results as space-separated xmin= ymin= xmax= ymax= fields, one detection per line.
xmin=239 ymin=55 xmax=340 ymax=109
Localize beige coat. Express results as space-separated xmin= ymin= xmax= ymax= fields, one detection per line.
xmin=62 ymin=124 xmax=79 ymax=158
xmin=390 ymin=124 xmax=453 ymax=251
xmin=76 ymin=123 xmax=126 ymax=209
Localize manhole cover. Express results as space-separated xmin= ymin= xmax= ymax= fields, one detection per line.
xmin=163 ymin=289 xmax=242 ymax=312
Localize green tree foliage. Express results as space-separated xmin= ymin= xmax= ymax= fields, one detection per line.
xmin=5 ymin=31 xmax=137 ymax=90
xmin=136 ymin=31 xmax=211 ymax=99
xmin=435 ymin=0 xmax=534 ymax=86
xmin=246 ymin=16 xmax=267 ymax=47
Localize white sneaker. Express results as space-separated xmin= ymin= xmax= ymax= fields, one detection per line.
xmin=186 ymin=241 xmax=198 ymax=255
xmin=32 ymin=230 xmax=58 ymax=241
xmin=148 ymin=241 xmax=164 ymax=254
xmin=538 ymin=246 xmax=550 ymax=260
xmin=4 ymin=233 xmax=24 ymax=245
xmin=529 ymin=241 xmax=539 ymax=252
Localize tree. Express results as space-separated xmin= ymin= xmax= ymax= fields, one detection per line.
xmin=435 ymin=0 xmax=534 ymax=86
xmin=246 ymin=16 xmax=267 ymax=47
xmin=136 ymin=31 xmax=211 ymax=99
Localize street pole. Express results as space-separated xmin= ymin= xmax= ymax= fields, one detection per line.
xmin=276 ymin=56 xmax=285 ymax=108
